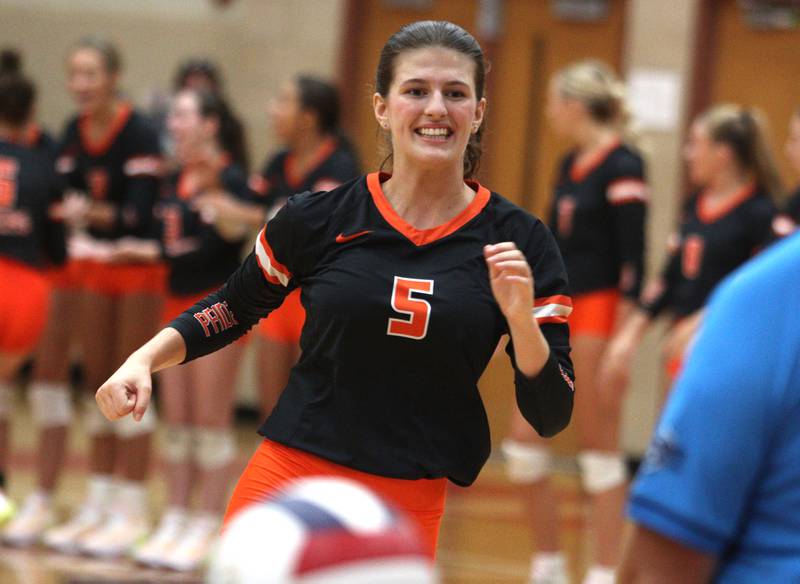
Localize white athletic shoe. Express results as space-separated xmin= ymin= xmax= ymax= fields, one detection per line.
xmin=133 ymin=507 xmax=188 ymax=567
xmin=161 ymin=513 xmax=220 ymax=572
xmin=79 ymin=511 xmax=150 ymax=559
xmin=42 ymin=505 xmax=105 ymax=554
xmin=530 ymin=553 xmax=570 ymax=584
xmin=0 ymin=489 xmax=15 ymax=526
xmin=2 ymin=492 xmax=54 ymax=547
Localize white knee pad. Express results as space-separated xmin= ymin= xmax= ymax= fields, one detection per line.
xmin=577 ymin=450 xmax=627 ymax=494
xmin=162 ymin=425 xmax=193 ymax=464
xmin=29 ymin=382 xmax=73 ymax=427
xmin=0 ymin=383 xmax=11 ymax=419
xmin=194 ymin=427 xmax=236 ymax=470
xmin=115 ymin=402 xmax=158 ymax=438
xmin=84 ymin=395 xmax=115 ymax=435
xmin=501 ymin=439 xmax=552 ymax=484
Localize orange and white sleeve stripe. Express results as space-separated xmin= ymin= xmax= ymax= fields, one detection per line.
xmin=254 ymin=227 xmax=292 ymax=287
xmin=533 ymin=295 xmax=573 ymax=324
xmin=606 ymin=178 xmax=649 ymax=206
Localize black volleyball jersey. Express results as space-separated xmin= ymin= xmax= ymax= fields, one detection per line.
xmin=157 ymin=163 xmax=255 ymax=296
xmin=170 ymin=172 xmax=575 ymax=486
xmin=642 ymin=184 xmax=776 ymax=318
xmin=23 ymin=123 xmax=59 ymax=160
xmin=249 ymin=138 xmax=360 ymax=209
xmin=56 ymin=103 xmax=161 ymax=240
xmin=550 ymin=141 xmax=648 ymax=300
xmin=0 ymin=140 xmax=66 ymax=267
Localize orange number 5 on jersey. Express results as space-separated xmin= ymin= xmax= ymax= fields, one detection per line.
xmin=387 ymin=276 xmax=434 ymax=340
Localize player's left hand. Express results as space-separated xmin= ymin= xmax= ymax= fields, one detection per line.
xmin=484 ymin=242 xmax=535 ymax=325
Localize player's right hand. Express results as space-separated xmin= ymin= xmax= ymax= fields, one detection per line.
xmin=95 ymin=358 xmax=153 ymax=422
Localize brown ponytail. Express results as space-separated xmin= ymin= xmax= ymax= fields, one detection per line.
xmin=701 ymin=104 xmax=784 ymax=200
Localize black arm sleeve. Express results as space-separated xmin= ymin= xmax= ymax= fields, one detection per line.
xmin=169 ymin=251 xmax=294 ymax=362
xmin=506 ymin=221 xmax=574 ymax=438
xmin=607 ymin=152 xmax=648 ymax=300
xmin=168 ymin=195 xmax=304 ymax=362
xmin=120 ymin=119 xmax=162 ymax=237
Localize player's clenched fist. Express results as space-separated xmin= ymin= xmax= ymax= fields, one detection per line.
xmin=95 ymin=358 xmax=152 ymax=422
xmin=484 ymin=242 xmax=535 ymax=324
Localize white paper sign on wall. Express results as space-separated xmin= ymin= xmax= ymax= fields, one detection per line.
xmin=627 ymin=69 xmax=683 ymax=132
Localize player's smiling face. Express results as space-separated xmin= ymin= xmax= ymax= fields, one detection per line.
xmin=67 ymin=48 xmax=117 ymax=117
xmin=374 ymin=46 xmax=485 ymax=172
xmin=168 ymin=90 xmax=216 ymax=162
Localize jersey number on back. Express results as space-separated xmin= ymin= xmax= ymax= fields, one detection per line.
xmin=387 ymin=276 xmax=434 ymax=340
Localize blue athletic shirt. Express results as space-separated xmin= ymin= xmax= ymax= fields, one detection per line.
xmin=628 ymin=232 xmax=800 ymax=583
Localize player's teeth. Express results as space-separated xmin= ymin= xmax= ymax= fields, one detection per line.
xmin=418 ymin=128 xmax=449 ymax=136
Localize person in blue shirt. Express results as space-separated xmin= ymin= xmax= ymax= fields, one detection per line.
xmin=619 ymin=232 xmax=800 ymax=583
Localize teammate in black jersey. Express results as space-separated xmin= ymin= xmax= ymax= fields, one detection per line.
xmin=774 ymin=108 xmax=800 ymax=237
xmin=502 ymin=61 xmax=647 ymax=584
xmin=0 ymin=50 xmax=65 ymax=535
xmin=35 ymin=38 xmax=164 ymax=558
xmin=96 ymin=21 xmax=575 ymax=558
xmin=197 ymin=75 xmax=360 ymax=418
xmin=111 ymin=88 xmax=255 ymax=571
xmin=601 ymin=105 xmax=782 ymax=400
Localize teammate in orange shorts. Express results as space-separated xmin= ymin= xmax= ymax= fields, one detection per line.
xmin=503 ymin=61 xmax=649 ymax=584
xmin=112 ymin=88 xmax=255 ymax=571
xmin=24 ymin=37 xmax=166 ymax=558
xmin=0 ymin=50 xmax=66 ymax=532
xmin=602 ymin=105 xmax=782 ymax=396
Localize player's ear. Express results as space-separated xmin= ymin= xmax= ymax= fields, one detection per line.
xmin=473 ymin=97 xmax=487 ymax=132
xmin=373 ymin=92 xmax=389 ymax=130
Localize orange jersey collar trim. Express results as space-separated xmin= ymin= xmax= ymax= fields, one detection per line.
xmin=366 ymin=171 xmax=491 ymax=247
xmin=697 ymin=181 xmax=757 ymax=224
xmin=284 ymin=137 xmax=338 ymax=190
xmin=569 ymin=138 xmax=622 ymax=183
xmin=79 ymin=102 xmax=133 ymax=157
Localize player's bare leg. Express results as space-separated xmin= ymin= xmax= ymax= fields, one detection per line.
xmin=506 ymin=406 xmax=566 ymax=583
xmin=0 ymin=353 xmax=27 ymax=528
xmin=3 ymin=289 xmax=75 ymax=546
xmin=79 ymin=293 xmax=161 ymax=559
xmin=30 ymin=289 xmax=80 ymax=494
xmin=113 ymin=293 xmax=161 ymax=483
xmin=80 ymin=292 xmax=117 ymax=476
xmin=160 ymin=340 xmax=243 ymax=572
xmin=573 ymin=335 xmax=627 ymax=584
xmin=134 ymin=364 xmax=192 ymax=568
xmin=191 ymin=341 xmax=242 ymax=513
xmin=0 ymin=353 xmax=27 ymax=521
